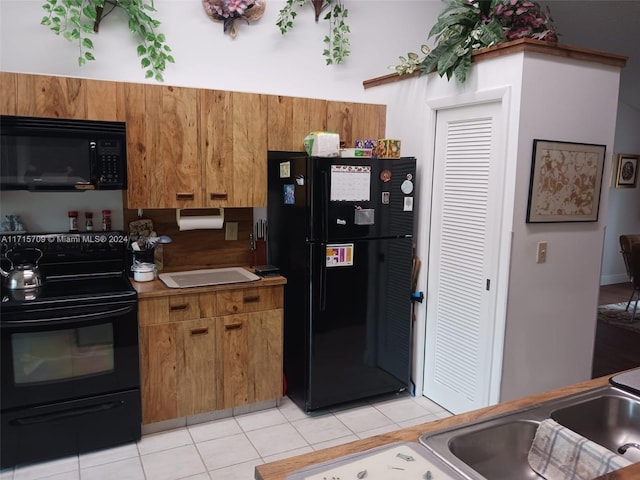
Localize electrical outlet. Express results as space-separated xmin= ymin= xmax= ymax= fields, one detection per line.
xmin=536 ymin=241 xmax=547 ymax=263
xmin=225 ymin=222 xmax=238 ymax=241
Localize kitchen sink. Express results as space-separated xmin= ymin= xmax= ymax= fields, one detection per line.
xmin=447 ymin=420 xmax=541 ymax=479
xmin=551 ymin=394 xmax=640 ymax=464
xmin=419 ymin=386 xmax=640 ymax=480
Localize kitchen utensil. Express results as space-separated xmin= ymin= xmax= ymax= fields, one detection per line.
xmin=0 ymin=248 xmax=44 ymax=290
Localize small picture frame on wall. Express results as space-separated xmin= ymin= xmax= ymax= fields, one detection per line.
xmin=526 ymin=139 xmax=606 ymax=223
xmin=615 ymin=153 xmax=639 ymax=188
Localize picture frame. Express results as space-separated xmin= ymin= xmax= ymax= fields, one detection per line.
xmin=526 ymin=139 xmax=606 ymax=223
xmin=615 ymin=153 xmax=639 ymax=188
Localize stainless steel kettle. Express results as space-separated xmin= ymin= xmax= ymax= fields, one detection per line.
xmin=1 ymin=248 xmax=44 ymax=290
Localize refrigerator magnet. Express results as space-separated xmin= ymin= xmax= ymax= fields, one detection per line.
xmin=284 ymin=184 xmax=295 ymax=204
xmin=326 ymin=244 xmax=354 ymax=267
xmin=380 ymin=169 xmax=392 ymax=182
xmin=404 ymin=196 xmax=414 ymax=211
xmin=401 ymin=179 xmax=414 ymax=194
xmin=279 ymin=161 xmax=291 ymax=178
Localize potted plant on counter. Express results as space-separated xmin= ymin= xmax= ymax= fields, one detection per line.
xmin=40 ymin=0 xmax=175 ymax=81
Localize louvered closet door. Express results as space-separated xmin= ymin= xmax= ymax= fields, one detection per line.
xmin=423 ymin=101 xmax=505 ymax=414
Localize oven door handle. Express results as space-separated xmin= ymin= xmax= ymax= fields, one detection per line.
xmin=10 ymin=401 xmax=123 ymax=426
xmin=2 ymin=305 xmax=135 ymax=325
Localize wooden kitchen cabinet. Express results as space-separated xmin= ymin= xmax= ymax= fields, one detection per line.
xmin=267 ymin=95 xmax=327 ymax=151
xmin=177 ymin=318 xmax=218 ymax=417
xmin=217 ymin=310 xmax=283 ymax=409
xmin=201 ymin=90 xmax=268 ymax=207
xmin=0 ymin=72 xmax=17 ymax=115
xmin=327 ymin=101 xmax=387 ymax=147
xmin=125 ymin=83 xmax=201 ymax=209
xmin=0 ymin=72 xmax=123 ymax=121
xmin=137 ymin=284 xmax=283 ymax=425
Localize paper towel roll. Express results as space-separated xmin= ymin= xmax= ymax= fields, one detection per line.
xmin=176 ymin=209 xmax=224 ymax=230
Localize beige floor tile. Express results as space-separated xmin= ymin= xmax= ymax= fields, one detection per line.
xmin=81 ymin=457 xmax=145 ymax=480
xmin=196 ymin=433 xmax=260 ymax=471
xmin=245 ymin=423 xmax=309 ymax=458
xmin=140 ymin=445 xmax=206 ymax=480
xmin=291 ymin=415 xmax=353 ymax=444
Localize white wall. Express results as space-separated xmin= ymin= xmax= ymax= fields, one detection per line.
xmin=501 ymin=55 xmax=622 ymax=401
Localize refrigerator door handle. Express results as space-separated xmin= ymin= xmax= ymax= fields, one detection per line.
xmin=319 ymin=253 xmax=327 ymax=312
xmin=321 ymin=170 xmax=329 ymax=242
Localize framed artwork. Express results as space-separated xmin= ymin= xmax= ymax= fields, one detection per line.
xmin=526 ymin=139 xmax=606 ymax=223
xmin=615 ymin=153 xmax=639 ymax=188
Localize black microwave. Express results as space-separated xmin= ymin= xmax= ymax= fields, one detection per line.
xmin=0 ymin=115 xmax=127 ymax=191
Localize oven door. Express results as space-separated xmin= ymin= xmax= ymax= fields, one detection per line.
xmin=1 ymin=299 xmax=139 ymax=410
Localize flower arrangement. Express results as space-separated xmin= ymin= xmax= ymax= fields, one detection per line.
xmin=41 ymin=0 xmax=174 ymax=82
xmin=276 ymin=0 xmax=350 ymax=65
xmin=393 ymin=0 xmax=557 ymax=83
xmin=202 ymin=0 xmax=265 ymax=38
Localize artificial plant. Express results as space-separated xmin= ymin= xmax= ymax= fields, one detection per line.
xmin=394 ymin=0 xmax=557 ymax=83
xmin=276 ymin=0 xmax=350 ymax=65
xmin=41 ymin=0 xmax=174 ymax=82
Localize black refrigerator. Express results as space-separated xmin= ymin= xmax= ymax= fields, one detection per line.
xmin=267 ymin=152 xmax=416 ymax=412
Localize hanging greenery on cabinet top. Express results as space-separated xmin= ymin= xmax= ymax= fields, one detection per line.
xmin=277 ymin=0 xmax=350 ymax=65
xmin=393 ymin=0 xmax=558 ymax=83
xmin=41 ymin=0 xmax=174 ymax=82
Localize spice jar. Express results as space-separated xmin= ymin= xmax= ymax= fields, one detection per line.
xmin=85 ymin=212 xmax=93 ymax=231
xmin=68 ymin=211 xmax=78 ymax=232
xmin=101 ymin=210 xmax=112 ymax=232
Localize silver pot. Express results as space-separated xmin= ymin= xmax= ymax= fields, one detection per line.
xmin=1 ymin=248 xmax=44 ymax=290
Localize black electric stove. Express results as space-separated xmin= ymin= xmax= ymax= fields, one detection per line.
xmin=0 ymin=231 xmax=141 ymax=469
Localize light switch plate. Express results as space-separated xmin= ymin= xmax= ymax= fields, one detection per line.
xmin=536 ymin=241 xmax=547 ymax=263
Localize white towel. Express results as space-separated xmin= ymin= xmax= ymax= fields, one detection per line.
xmin=528 ymin=419 xmax=632 ymax=480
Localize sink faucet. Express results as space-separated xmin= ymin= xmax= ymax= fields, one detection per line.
xmin=617 ymin=442 xmax=640 ymax=454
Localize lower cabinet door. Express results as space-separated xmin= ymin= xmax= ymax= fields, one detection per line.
xmin=178 ymin=318 xmax=217 ymax=417
xmin=217 ymin=310 xmax=283 ymax=409
xmin=140 ymin=323 xmax=179 ymax=424
xmin=218 ymin=315 xmax=250 ymax=409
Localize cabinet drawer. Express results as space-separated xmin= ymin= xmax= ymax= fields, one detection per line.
xmin=168 ymin=294 xmax=200 ymax=321
xmin=216 ymin=286 xmax=283 ymax=315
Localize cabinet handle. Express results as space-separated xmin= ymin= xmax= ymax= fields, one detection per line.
xmin=243 ymin=295 xmax=260 ymax=303
xmin=176 ymin=192 xmax=195 ymax=200
xmin=170 ymin=304 xmax=189 ymax=311
xmin=190 ymin=327 xmax=209 ymax=335
xmin=224 ymin=322 xmax=243 ymax=331
xmin=209 ymin=193 xmax=228 ymax=200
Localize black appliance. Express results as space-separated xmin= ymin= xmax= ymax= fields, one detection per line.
xmin=0 ymin=115 xmax=127 ymax=191
xmin=267 ymin=153 xmax=416 ymax=412
xmin=0 ymin=232 xmax=141 ymax=469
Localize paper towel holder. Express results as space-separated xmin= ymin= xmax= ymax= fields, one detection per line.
xmin=175 ymin=208 xmax=224 ymax=230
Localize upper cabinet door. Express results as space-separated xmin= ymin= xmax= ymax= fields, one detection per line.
xmin=15 ymin=75 xmax=87 ymax=119
xmin=267 ymin=96 xmax=327 ymax=151
xmin=201 ymin=91 xmax=268 ymax=207
xmin=327 ymin=101 xmax=386 ymax=148
xmin=85 ymin=79 xmax=125 ymax=121
xmin=125 ymin=83 xmax=201 ymax=209
xmin=0 ymin=72 xmax=17 ymax=115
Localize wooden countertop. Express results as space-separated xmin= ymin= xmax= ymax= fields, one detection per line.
xmin=131 ymin=267 xmax=286 ymax=299
xmin=255 ymin=374 xmax=640 ymax=480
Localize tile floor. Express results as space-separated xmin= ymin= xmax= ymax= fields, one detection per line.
xmin=0 ymin=393 xmax=451 ymax=480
